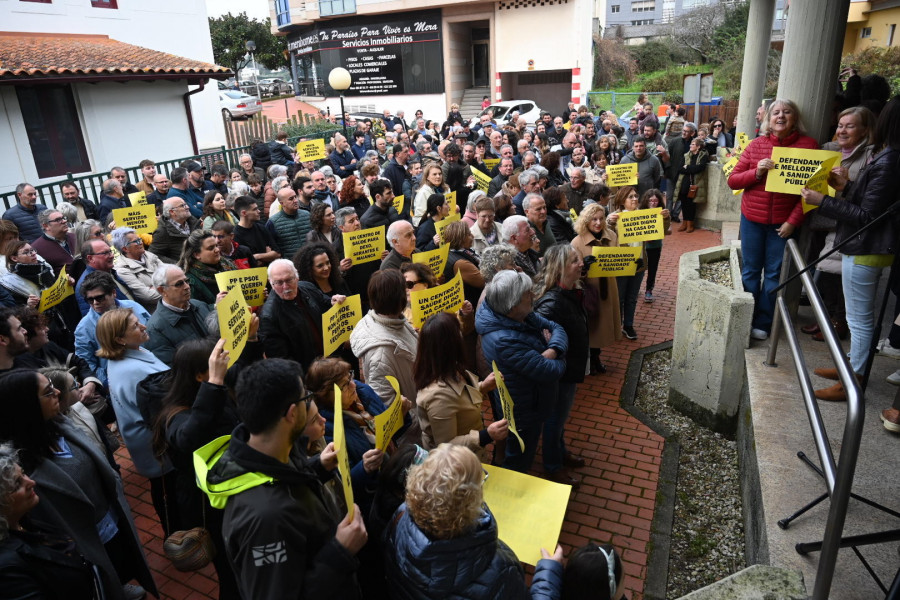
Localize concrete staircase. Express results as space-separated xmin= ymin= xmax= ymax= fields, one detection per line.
xmin=460 ymin=87 xmax=490 ymax=121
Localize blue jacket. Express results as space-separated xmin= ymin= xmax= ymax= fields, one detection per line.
xmin=1 ymin=203 xmax=47 ymax=243
xmin=97 ymin=193 xmax=127 ymax=223
xmin=321 ymin=381 xmax=395 ymax=467
xmin=330 ymin=149 xmax=357 ymax=178
xmin=476 ymin=300 xmax=567 ymax=426
xmin=167 ymin=184 xmax=210 ymax=219
xmin=74 ymin=299 xmax=150 ymax=386
xmin=385 ymin=503 xmax=562 ymax=600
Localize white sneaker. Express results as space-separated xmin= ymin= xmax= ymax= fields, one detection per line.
xmin=751 ymin=328 xmax=769 ymax=340
xmin=887 ymin=370 xmax=900 ymax=386
xmin=876 ymin=338 xmax=900 ymax=359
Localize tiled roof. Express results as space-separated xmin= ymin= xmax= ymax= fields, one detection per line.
xmin=0 ymin=32 xmax=231 ymax=80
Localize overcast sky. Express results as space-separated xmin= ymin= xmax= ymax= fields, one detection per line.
xmin=205 ymin=0 xmax=270 ymax=22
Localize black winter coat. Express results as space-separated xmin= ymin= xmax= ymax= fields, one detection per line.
xmin=534 ymin=286 xmax=589 ymax=383
xmin=251 ymin=141 xmax=273 ymax=173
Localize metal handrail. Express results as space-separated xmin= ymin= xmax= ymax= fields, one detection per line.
xmin=765 ymin=238 xmax=865 ymax=600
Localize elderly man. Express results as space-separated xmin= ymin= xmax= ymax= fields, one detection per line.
xmin=143 ymin=264 xmax=213 ymax=365
xmin=329 ymin=133 xmax=357 ymax=178
xmin=559 ymin=168 xmax=601 ymax=215
xmin=75 ymin=238 xmax=136 ymax=315
xmin=375 ymin=137 xmax=389 ymax=166
xmin=112 ymin=226 xmax=163 ymax=313
xmin=486 ymin=130 xmax=504 ymax=160
xmin=96 ymin=179 xmax=127 ymax=223
xmin=266 ymin=187 xmax=311 ymax=259
xmin=476 ymin=269 xmax=567 ymax=476
xmin=621 ymin=139 xmax=662 ymax=197
xmin=110 ymin=166 xmax=140 ymax=197
xmin=360 ymin=180 xmax=400 ymax=232
xmin=380 ymin=220 xmax=417 ymax=271
xmin=233 ymin=196 xmax=280 ymax=265
xmin=136 ymin=160 xmax=157 ymax=195
xmin=238 ymin=153 xmax=265 ymax=181
xmin=524 ymin=193 xmax=555 ymax=258
xmin=382 ymin=142 xmax=410 ymax=198
xmin=60 ymin=181 xmax=99 ymax=222
xmin=150 ymin=197 xmax=199 ymax=263
xmin=490 ymin=144 xmax=515 ymax=177
xmin=260 ymin=259 xmax=337 ymax=371
xmin=334 ymin=207 xmax=382 ymax=306
xmin=512 ymin=169 xmax=540 ymax=215
xmin=666 ymin=122 xmax=698 ymax=223
xmin=501 ymin=215 xmax=540 ymax=278
xmin=4 ymin=184 xmax=48 ymax=243
xmin=74 ymin=270 xmax=150 ymax=386
xmin=145 ymin=173 xmax=171 ymax=214
xmin=487 ymin=157 xmax=514 ymax=198
xmin=547 ymin=117 xmax=566 ymax=146
xmin=310 ymin=170 xmax=339 ymax=211
xmin=31 ymin=209 xmax=77 ymax=275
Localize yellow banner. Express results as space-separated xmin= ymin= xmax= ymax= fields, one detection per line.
xmin=217 ymin=285 xmax=251 ymax=368
xmin=332 ymin=384 xmax=355 ymax=520
xmin=409 ymin=269 xmax=464 ymax=329
xmin=736 ymin=132 xmax=750 ymax=152
xmin=435 ymin=212 xmax=461 ymax=243
xmin=342 ymin=227 xmax=385 ymax=265
xmin=38 ymin=266 xmax=73 ymax=313
xmin=127 ymin=191 xmax=147 ymax=207
xmin=605 ymin=163 xmax=638 ymax=187
xmin=491 ymin=361 xmax=524 ymax=453
xmin=483 ymin=158 xmax=500 ymax=171
xmin=296 ymin=138 xmax=326 ymax=161
xmin=214 ymin=267 xmax=268 ymax=307
xmin=472 ymin=168 xmax=491 ymax=193
xmin=374 ymin=375 xmax=404 ymax=451
xmin=112 ymin=204 xmax=157 ymax=235
xmin=412 ymin=244 xmax=449 ymax=279
xmin=617 ymin=208 xmax=664 ymax=244
xmin=586 ymin=246 xmax=643 ymax=277
xmin=569 ymin=208 xmax=578 ymax=222
xmin=721 ymin=155 xmax=739 ymax=178
xmin=765 ymin=148 xmax=842 ymax=195
xmin=445 ymin=190 xmax=457 ymax=215
xmin=392 ymin=193 xmax=404 ymax=215
xmin=321 ymin=294 xmax=363 ymax=357
xmin=801 ymin=156 xmax=840 ymax=213
xmin=482 ymin=464 xmax=571 ymax=566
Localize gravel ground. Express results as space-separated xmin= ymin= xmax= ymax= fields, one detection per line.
xmin=634 ymin=349 xmax=745 ymax=599
xmin=699 ymin=259 xmax=733 ymax=287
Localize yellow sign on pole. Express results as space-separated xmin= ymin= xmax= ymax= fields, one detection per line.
xmin=616 ymin=208 xmax=664 ymax=244
xmin=342 ymin=227 xmax=385 ymax=265
xmin=296 ymin=138 xmax=327 ymax=161
xmin=392 ymin=193 xmax=405 ymax=215
xmin=321 ymin=294 xmax=363 ymax=357
xmin=491 ymin=361 xmax=524 ymax=453
xmin=374 ymin=375 xmax=404 ymax=451
xmin=112 ymin=205 xmax=158 ymax=235
xmin=765 ymin=148 xmax=842 ymax=195
xmin=333 ymin=384 xmax=355 ymax=519
xmin=605 ymin=163 xmax=638 ymax=187
xmin=38 ymin=266 xmax=73 ymax=313
xmin=214 ymin=267 xmax=268 ymax=307
xmin=128 ymin=191 xmax=147 ymax=207
xmin=217 ymin=285 xmax=251 ymax=368
xmin=409 ymin=269 xmax=465 ymax=329
xmin=434 ymin=212 xmax=461 ymax=243
xmin=586 ymin=246 xmax=644 ymax=277
xmin=472 ymin=168 xmax=491 ymax=193
xmin=412 ymin=244 xmax=449 ymax=279
xmin=482 ymin=464 xmax=571 ymax=566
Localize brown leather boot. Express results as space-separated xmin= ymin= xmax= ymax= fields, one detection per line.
xmin=814 ymin=373 xmax=862 ymax=402
xmin=678 ymin=221 xmax=688 ymax=232
xmin=685 ymin=221 xmax=695 ymax=233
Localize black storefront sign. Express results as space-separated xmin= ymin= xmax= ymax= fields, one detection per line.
xmin=288 ymin=9 xmax=444 ymax=97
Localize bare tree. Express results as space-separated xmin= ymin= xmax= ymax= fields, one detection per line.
xmin=672 ymin=2 xmax=729 ymax=64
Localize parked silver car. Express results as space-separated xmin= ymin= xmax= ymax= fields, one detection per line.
xmin=219 ymin=91 xmax=262 ymax=120
xmin=259 ymin=78 xmax=293 ymax=96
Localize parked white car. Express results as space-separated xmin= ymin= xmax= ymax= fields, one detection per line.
xmin=469 ymin=100 xmax=542 ymax=128
xmin=219 ymin=91 xmax=262 ymax=120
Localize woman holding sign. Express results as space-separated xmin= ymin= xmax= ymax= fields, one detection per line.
xmin=415 ymin=194 xmax=450 ymax=252
xmin=727 ymin=99 xmax=818 ymax=340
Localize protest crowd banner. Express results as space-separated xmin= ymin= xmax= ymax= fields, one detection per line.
xmin=214 ymin=267 xmax=268 ymax=307
xmin=491 ymin=360 xmax=524 ymax=453
xmin=296 ymin=139 xmax=327 ymax=161
xmin=112 ymin=205 xmax=157 ymax=235
xmin=38 ymin=267 xmax=73 ymax=313
xmin=434 ymin=213 xmax=461 ymax=243
xmin=765 ymin=148 xmax=841 ymax=195
xmin=392 ymin=194 xmax=404 ymax=215
xmin=471 ymin=168 xmax=491 ymax=193
xmin=411 ymin=244 xmax=449 ymax=279
xmin=409 ymin=270 xmax=464 ymax=329
xmin=217 ymin=285 xmax=251 ymax=368
xmin=333 ymin=384 xmax=356 ymax=519
xmin=616 ymin=208 xmax=664 ymax=244
xmin=321 ymin=295 xmax=363 ymax=357
xmin=605 ymin=163 xmax=638 ymax=187
xmin=127 ymin=191 xmax=147 ymax=207
xmin=342 ymin=227 xmax=385 ymax=265
xmin=374 ymin=375 xmax=405 ymax=451
xmin=587 ymin=247 xmax=643 ymax=277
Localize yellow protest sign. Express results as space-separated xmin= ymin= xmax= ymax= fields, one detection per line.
xmin=721 ymin=155 xmax=739 ymax=178
xmin=38 ymin=267 xmax=73 ymax=312
xmin=409 ymin=269 xmax=464 ymax=329
xmin=112 ymin=205 xmax=157 ymax=235
xmin=605 ymin=163 xmax=638 ymax=187
xmin=296 ymin=138 xmax=326 ymax=161
xmin=472 ymin=168 xmax=491 ymax=193
xmin=214 ymin=267 xmax=268 ymax=307
xmin=491 ymin=361 xmax=524 ymax=453
xmin=765 ymin=148 xmax=842 ymax=195
xmin=736 ymin=132 xmax=750 ymax=151
xmin=445 ymin=190 xmax=457 ymax=215
xmin=374 ymin=375 xmax=404 ymax=451
xmin=482 ymin=464 xmax=571 ymax=566
xmin=616 ymin=208 xmax=664 ymax=244
xmin=217 ymin=285 xmax=251 ymax=368
xmin=321 ymin=294 xmax=363 ymax=357
xmin=128 ymin=191 xmax=147 ymax=207
xmin=586 ymin=246 xmax=644 ymax=277
xmin=392 ymin=193 xmax=404 ymax=215
xmin=342 ymin=227 xmax=385 ymax=265
xmin=332 ymin=384 xmax=355 ymax=520
xmin=569 ymin=208 xmax=578 ymax=221
xmin=483 ymin=158 xmax=500 ymax=171
xmin=435 ymin=212 xmax=461 ymax=243
xmin=412 ymin=244 xmax=449 ymax=279
xmin=801 ymin=156 xmax=840 ymax=213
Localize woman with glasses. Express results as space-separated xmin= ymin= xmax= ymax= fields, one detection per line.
xmin=0 ymin=369 xmax=158 ymax=600
xmin=178 ymin=230 xmax=236 ymax=305
xmin=709 ymin=118 xmax=733 ymax=149
xmin=111 ymin=227 xmax=162 ymax=313
xmin=384 ymin=443 xmax=563 ymax=600
xmin=95 ymin=308 xmax=179 ymax=539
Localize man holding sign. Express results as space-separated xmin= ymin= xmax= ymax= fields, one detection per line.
xmin=196 ymin=359 xmax=367 ymax=600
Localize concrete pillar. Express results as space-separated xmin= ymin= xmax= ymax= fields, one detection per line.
xmin=736 ymin=0 xmax=776 ymax=138
xmin=776 ymin=0 xmax=851 ymax=143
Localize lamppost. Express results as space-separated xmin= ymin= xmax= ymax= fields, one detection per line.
xmin=328 ymin=67 xmax=352 ymax=139
xmin=245 ymin=40 xmax=260 ymax=98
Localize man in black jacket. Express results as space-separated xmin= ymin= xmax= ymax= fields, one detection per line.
xmin=665 ymin=123 xmax=696 ymax=223
xmin=381 ymin=143 xmax=409 ymax=199
xmin=360 ymin=180 xmax=400 ymax=232
xmin=60 ymin=181 xmax=99 ymax=222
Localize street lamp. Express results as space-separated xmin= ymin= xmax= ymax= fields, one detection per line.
xmin=245 ymin=41 xmax=259 ymax=99
xmin=329 ymin=67 xmax=352 ymax=139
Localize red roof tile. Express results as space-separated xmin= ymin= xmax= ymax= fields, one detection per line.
xmin=0 ymin=32 xmax=231 ymax=80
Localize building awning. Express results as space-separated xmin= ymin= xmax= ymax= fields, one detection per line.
xmin=0 ymin=32 xmax=232 ymax=84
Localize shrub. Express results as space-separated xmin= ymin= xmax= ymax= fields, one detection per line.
xmin=593 ymin=37 xmax=638 ymax=89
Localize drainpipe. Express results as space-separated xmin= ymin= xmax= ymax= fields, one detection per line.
xmin=183 ymin=80 xmax=206 ymax=155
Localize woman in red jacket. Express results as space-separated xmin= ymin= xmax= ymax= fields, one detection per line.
xmin=728 ymin=99 xmax=818 ymax=340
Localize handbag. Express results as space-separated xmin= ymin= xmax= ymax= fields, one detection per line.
xmin=581 ymin=280 xmax=600 ymax=318
xmin=161 ymin=471 xmax=216 ymax=572
xmin=687 ymin=174 xmax=698 ymax=199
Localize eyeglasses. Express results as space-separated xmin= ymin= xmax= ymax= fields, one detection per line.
xmin=124 ymin=239 xmax=143 ymax=247
xmin=271 ymin=276 xmax=298 ymax=287
xmin=47 ymin=217 xmax=67 ymax=224
xmin=90 ymin=231 xmax=105 ymax=238
xmin=285 ymin=391 xmax=315 ymax=417
xmin=85 ymin=293 xmax=110 ymax=304
xmin=41 ymin=382 xmax=58 ymax=398
xmin=17 ymin=248 xmax=37 ymax=256
xmin=405 ymin=279 xmax=422 ymax=289
xmin=88 ymin=250 xmax=113 ymax=257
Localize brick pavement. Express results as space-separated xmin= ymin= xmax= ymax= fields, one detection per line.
xmin=117 ymin=225 xmax=722 ymax=600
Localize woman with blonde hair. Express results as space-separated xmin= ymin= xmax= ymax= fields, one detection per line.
xmin=413 ymin=163 xmax=448 ymax=226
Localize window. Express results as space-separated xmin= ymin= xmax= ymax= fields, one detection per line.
xmin=632 ymin=0 xmax=655 ymax=12
xmin=16 ymin=85 xmax=91 ymax=178
xmin=611 ymin=4 xmax=620 ymax=13
xmin=631 ymin=19 xmax=653 ymax=25
xmin=318 ymin=0 xmax=356 ymax=17
xmin=861 ymin=27 xmax=872 ymax=38
xmin=275 ymin=0 xmax=291 ymax=27
xmin=90 ymin=0 xmax=117 ymax=6
xmin=888 ymin=24 xmax=896 ymax=47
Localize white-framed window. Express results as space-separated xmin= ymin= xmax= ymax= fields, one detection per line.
xmin=861 ymin=27 xmax=872 ymax=38
xmin=611 ymin=4 xmax=620 ymax=13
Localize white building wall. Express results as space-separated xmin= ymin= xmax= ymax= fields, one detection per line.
xmin=0 ymin=0 xmax=226 ymax=151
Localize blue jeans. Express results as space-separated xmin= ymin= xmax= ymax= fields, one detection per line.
xmin=740 ymin=215 xmax=788 ymax=332
xmin=542 ymin=382 xmax=577 ymax=473
xmin=617 ymin=270 xmax=646 ymax=327
xmin=842 ymin=255 xmax=886 ymax=374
